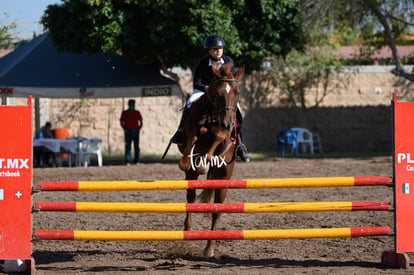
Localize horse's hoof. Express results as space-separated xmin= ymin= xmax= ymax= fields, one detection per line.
xmin=178 ymin=158 xmax=190 ymax=171
xmin=203 ymin=247 xmax=214 ymax=258
xmin=196 ymin=166 xmax=208 ymax=174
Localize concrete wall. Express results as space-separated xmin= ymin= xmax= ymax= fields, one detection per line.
xmin=45 ymin=96 xmax=184 ymax=156
xmin=242 ymin=66 xmax=413 ymax=154
xmin=244 ymin=105 xmax=391 ymax=153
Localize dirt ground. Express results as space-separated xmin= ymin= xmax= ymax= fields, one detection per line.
xmin=3 ymin=156 xmax=414 ymax=274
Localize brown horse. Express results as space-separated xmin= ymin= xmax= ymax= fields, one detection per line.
xmin=178 ymin=63 xmax=245 ymax=257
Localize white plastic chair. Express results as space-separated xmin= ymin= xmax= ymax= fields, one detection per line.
xmin=78 ymin=138 xmax=103 ymax=167
xmin=67 ymin=137 xmax=87 ymax=167
xmin=290 ymin=128 xmax=314 ymax=154
xmin=313 ymin=133 xmax=323 ymax=153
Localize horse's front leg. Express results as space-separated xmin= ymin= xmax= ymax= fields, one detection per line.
xmin=179 ymin=133 xmax=197 ymax=171
xmin=184 ymin=170 xmax=198 ymax=231
xmin=203 ymin=188 xmax=228 ymax=257
xmin=198 ymin=130 xmax=226 ymax=175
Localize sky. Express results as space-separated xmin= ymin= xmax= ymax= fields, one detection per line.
xmin=1 ymin=0 xmax=61 ymax=38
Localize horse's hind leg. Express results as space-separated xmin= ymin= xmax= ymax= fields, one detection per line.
xmin=203 ymin=188 xmax=228 ymax=257
xmin=184 ymin=189 xmax=196 ymax=231
xmin=184 ymin=170 xmax=198 ymax=231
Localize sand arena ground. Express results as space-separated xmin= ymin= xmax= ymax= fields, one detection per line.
xmin=2 ymin=156 xmax=413 ymax=274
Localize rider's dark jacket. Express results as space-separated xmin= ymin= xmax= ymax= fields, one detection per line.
xmin=193 ymin=54 xmax=234 ymax=92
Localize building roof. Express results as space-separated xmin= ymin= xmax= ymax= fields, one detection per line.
xmin=339 ymin=45 xmax=414 ymax=60
xmin=0 ymin=49 xmax=13 ymax=58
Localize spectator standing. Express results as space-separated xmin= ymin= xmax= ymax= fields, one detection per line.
xmin=120 ymin=99 xmax=143 ymax=165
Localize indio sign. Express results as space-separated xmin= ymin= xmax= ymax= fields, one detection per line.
xmin=143 ymin=87 xmax=172 ymax=97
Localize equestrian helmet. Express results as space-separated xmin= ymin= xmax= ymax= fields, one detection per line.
xmin=204 ymin=35 xmax=225 ymax=49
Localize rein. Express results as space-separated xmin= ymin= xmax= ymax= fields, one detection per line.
xmin=215 ymin=78 xmax=239 ymax=83
xmin=208 ymin=76 xmax=239 ymax=159
xmin=207 ymin=77 xmax=239 ymax=120
xmin=219 ymin=138 xmax=235 ymax=158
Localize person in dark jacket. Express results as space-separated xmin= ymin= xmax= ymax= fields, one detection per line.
xmin=170 ymin=34 xmax=250 ymax=162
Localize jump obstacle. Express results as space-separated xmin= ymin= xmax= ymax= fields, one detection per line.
xmin=0 ymin=94 xmax=413 ymax=272
xmin=34 ymin=200 xmax=392 ymax=213
xmin=34 ymin=227 xmax=391 ymax=241
xmin=33 ymin=176 xmax=394 ymax=242
xmin=36 ymin=176 xmax=392 ymax=191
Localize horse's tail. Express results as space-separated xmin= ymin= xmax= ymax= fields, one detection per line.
xmin=197 ymin=189 xmax=214 ymax=203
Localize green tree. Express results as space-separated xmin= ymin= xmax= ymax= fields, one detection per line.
xmin=300 ymin=0 xmax=385 ymax=59
xmin=271 ymin=45 xmax=348 ymax=127
xmin=0 ymin=22 xmax=15 ymax=49
xmin=301 ymin=0 xmax=414 ymax=81
xmin=42 ymin=0 xmax=304 ymax=96
xmin=362 ymin=0 xmax=414 ymax=81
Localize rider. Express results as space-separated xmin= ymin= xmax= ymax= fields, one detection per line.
xmin=170 ymin=34 xmax=250 ymax=162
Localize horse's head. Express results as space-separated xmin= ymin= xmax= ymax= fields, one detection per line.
xmin=209 ymin=63 xmax=245 ymax=131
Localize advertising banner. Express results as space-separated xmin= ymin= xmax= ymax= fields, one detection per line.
xmin=394 ymin=95 xmax=414 ymax=252
xmin=0 ymin=99 xmax=32 ymax=259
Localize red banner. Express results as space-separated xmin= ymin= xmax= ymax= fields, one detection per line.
xmin=394 ymin=94 xmax=414 ymax=252
xmin=0 ymin=99 xmax=32 ymax=259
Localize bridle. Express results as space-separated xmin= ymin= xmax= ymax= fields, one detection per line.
xmin=208 ymin=78 xmax=239 ymax=118
xmin=202 ymin=77 xmax=240 ymax=161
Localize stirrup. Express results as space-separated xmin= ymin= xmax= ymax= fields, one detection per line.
xmin=236 ymin=144 xmax=250 ymax=162
xmin=170 ymin=129 xmax=183 ymax=144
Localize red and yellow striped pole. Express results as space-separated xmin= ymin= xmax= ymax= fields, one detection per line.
xmin=34 ymin=201 xmax=392 ymax=213
xmin=36 ymin=176 xmax=393 ymax=191
xmin=34 ymin=226 xmax=391 ymax=241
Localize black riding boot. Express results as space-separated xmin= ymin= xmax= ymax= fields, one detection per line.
xmin=235 ymin=109 xmax=250 ymax=162
xmin=170 ymin=106 xmax=191 ymax=144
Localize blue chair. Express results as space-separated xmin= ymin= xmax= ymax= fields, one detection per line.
xmin=277 ymin=130 xmax=297 ymax=157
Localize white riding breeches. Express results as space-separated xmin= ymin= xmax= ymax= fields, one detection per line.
xmin=186 ymin=89 xmax=241 ymax=111
xmin=186 ymin=89 xmax=204 ymax=108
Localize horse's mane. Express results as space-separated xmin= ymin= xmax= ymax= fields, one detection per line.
xmin=216 ymin=63 xmax=234 ymax=78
